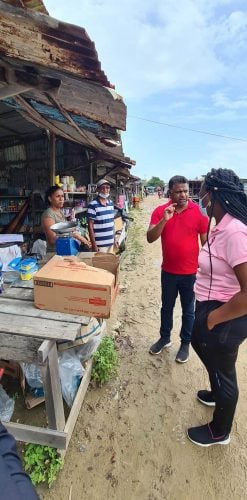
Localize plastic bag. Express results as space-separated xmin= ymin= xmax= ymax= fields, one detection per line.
xmin=0 ymin=384 xmax=15 ymax=422
xmin=21 ymin=362 xmax=43 ymax=388
xmin=76 ymin=335 xmax=102 ymax=363
xmin=58 ymin=351 xmax=85 ymax=407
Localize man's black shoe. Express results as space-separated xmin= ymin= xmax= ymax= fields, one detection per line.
xmin=197 ymin=390 xmax=216 ymax=407
xmin=149 ymin=339 xmax=171 ymax=355
xmin=175 ymin=343 xmax=189 ymax=363
xmin=187 ymin=423 xmax=230 ymax=447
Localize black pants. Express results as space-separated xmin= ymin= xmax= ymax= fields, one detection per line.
xmin=0 ymin=422 xmax=38 ymax=499
xmin=160 ymin=271 xmax=196 ymax=344
xmin=192 ymin=301 xmax=247 ymax=435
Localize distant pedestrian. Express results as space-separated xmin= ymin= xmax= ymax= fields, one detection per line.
xmin=157 ymin=187 xmax=162 ymax=199
xmin=147 ymin=175 xmax=208 ymax=362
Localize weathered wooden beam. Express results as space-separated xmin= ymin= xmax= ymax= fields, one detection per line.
xmin=40 ymin=342 xmax=65 ymax=431
xmin=0 ymin=313 xmax=80 ymax=341
xmin=53 ymin=78 xmax=126 ymax=131
xmin=5 ymin=422 xmax=67 ymax=449
xmin=13 ymin=94 xmax=81 ymax=143
xmin=0 ymin=1 xmax=127 ymax=131
xmin=0 ymin=332 xmax=41 ymax=362
xmin=0 ymin=0 xmax=110 ymax=85
xmin=0 ymin=83 xmax=32 ymax=99
xmin=64 ymin=359 xmax=92 ymax=448
xmin=46 ymin=93 xmax=99 ymax=150
xmin=12 ymin=95 xmax=126 ymax=162
xmin=2 ymin=288 xmax=34 ymax=301
xmin=38 ymin=339 xmax=53 ymax=363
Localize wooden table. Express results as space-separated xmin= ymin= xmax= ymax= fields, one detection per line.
xmin=0 ymin=276 xmax=99 ymax=451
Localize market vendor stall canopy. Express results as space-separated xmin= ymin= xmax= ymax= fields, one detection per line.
xmin=0 ymin=0 xmax=134 ymax=165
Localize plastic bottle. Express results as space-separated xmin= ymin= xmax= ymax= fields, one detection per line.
xmin=70 ymin=208 xmax=76 ymax=223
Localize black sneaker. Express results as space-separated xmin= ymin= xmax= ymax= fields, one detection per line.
xmin=175 ymin=343 xmax=189 ymax=363
xmin=187 ymin=423 xmax=230 ymax=447
xmin=149 ymin=338 xmax=172 ymax=355
xmin=197 ymin=390 xmax=216 ymax=407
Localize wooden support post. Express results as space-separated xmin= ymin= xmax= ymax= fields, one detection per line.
xmin=64 ymin=359 xmax=93 ymax=448
xmin=90 ymin=162 xmax=93 ymax=184
xmin=40 ymin=341 xmax=65 ymax=431
xmin=49 ymin=132 xmax=56 ymax=185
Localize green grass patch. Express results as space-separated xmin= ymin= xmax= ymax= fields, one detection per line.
xmin=23 ymin=444 xmax=64 ymax=488
xmin=91 ymin=336 xmax=118 ymax=385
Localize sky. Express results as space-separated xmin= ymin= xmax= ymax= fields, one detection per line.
xmin=44 ymin=0 xmax=247 ymax=182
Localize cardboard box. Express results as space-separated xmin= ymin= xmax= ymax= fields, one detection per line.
xmin=34 ymin=253 xmax=119 ymax=318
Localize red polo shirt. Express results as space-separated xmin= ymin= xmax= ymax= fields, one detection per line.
xmin=150 ymin=200 xmax=208 ymax=274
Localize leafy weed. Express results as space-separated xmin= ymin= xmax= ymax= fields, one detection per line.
xmin=23 ymin=443 xmax=64 ymax=488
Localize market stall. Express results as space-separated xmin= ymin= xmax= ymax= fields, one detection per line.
xmin=0 ymin=252 xmax=120 ymax=451
xmin=0 ymin=0 xmax=131 ymax=455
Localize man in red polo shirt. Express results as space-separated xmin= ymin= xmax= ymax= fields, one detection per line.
xmin=147 ymin=175 xmax=208 ymax=362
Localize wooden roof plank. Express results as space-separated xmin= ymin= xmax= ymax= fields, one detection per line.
xmin=0 ymin=1 xmax=110 ymax=85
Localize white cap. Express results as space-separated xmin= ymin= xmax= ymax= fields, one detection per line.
xmin=97 ymin=179 xmax=110 ymax=189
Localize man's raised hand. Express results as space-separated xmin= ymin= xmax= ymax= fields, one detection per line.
xmin=163 ymin=203 xmax=177 ymax=221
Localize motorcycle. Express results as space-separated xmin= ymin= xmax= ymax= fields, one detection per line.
xmin=114 ymin=207 xmax=134 ymax=252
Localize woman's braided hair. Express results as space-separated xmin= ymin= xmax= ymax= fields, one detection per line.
xmin=204 ymin=168 xmax=247 ymax=225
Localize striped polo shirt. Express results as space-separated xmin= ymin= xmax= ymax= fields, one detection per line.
xmin=87 ymin=197 xmax=114 ymax=247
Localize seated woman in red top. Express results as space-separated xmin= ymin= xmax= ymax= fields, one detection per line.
xmin=187 ymin=168 xmax=247 ymax=447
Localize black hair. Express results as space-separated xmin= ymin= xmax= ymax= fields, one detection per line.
xmin=204 ymin=168 xmax=247 ymax=225
xmin=203 ymin=168 xmax=247 ymax=302
xmin=45 ymin=185 xmax=64 ymax=206
xmin=168 ymin=175 xmax=188 ymax=190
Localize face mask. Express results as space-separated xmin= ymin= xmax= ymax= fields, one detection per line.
xmin=199 ymin=193 xmax=210 ymax=216
xmin=99 ymin=193 xmax=110 ymax=199
xmin=199 ymin=198 xmax=208 ymax=216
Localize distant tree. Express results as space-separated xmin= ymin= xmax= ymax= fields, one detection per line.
xmin=146 ymin=176 xmax=165 ymax=188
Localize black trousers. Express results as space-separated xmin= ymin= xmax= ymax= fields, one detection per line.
xmin=0 ymin=422 xmax=38 ymax=499
xmin=191 ymin=300 xmax=247 ymax=435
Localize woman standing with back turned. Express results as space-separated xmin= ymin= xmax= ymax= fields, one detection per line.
xmin=187 ymin=168 xmax=247 ymax=447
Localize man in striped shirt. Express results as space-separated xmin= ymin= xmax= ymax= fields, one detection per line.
xmin=87 ymin=179 xmax=115 ymax=253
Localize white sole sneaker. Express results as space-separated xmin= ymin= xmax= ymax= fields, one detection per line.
xmin=187 ymin=431 xmax=230 ymax=447
xmin=197 ymin=395 xmax=216 ymax=407
xmin=175 ymin=355 xmax=189 ymax=363
xmin=149 ymin=341 xmax=172 ymax=355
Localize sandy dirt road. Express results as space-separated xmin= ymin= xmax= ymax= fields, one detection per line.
xmin=41 ymin=195 xmax=247 ymax=500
